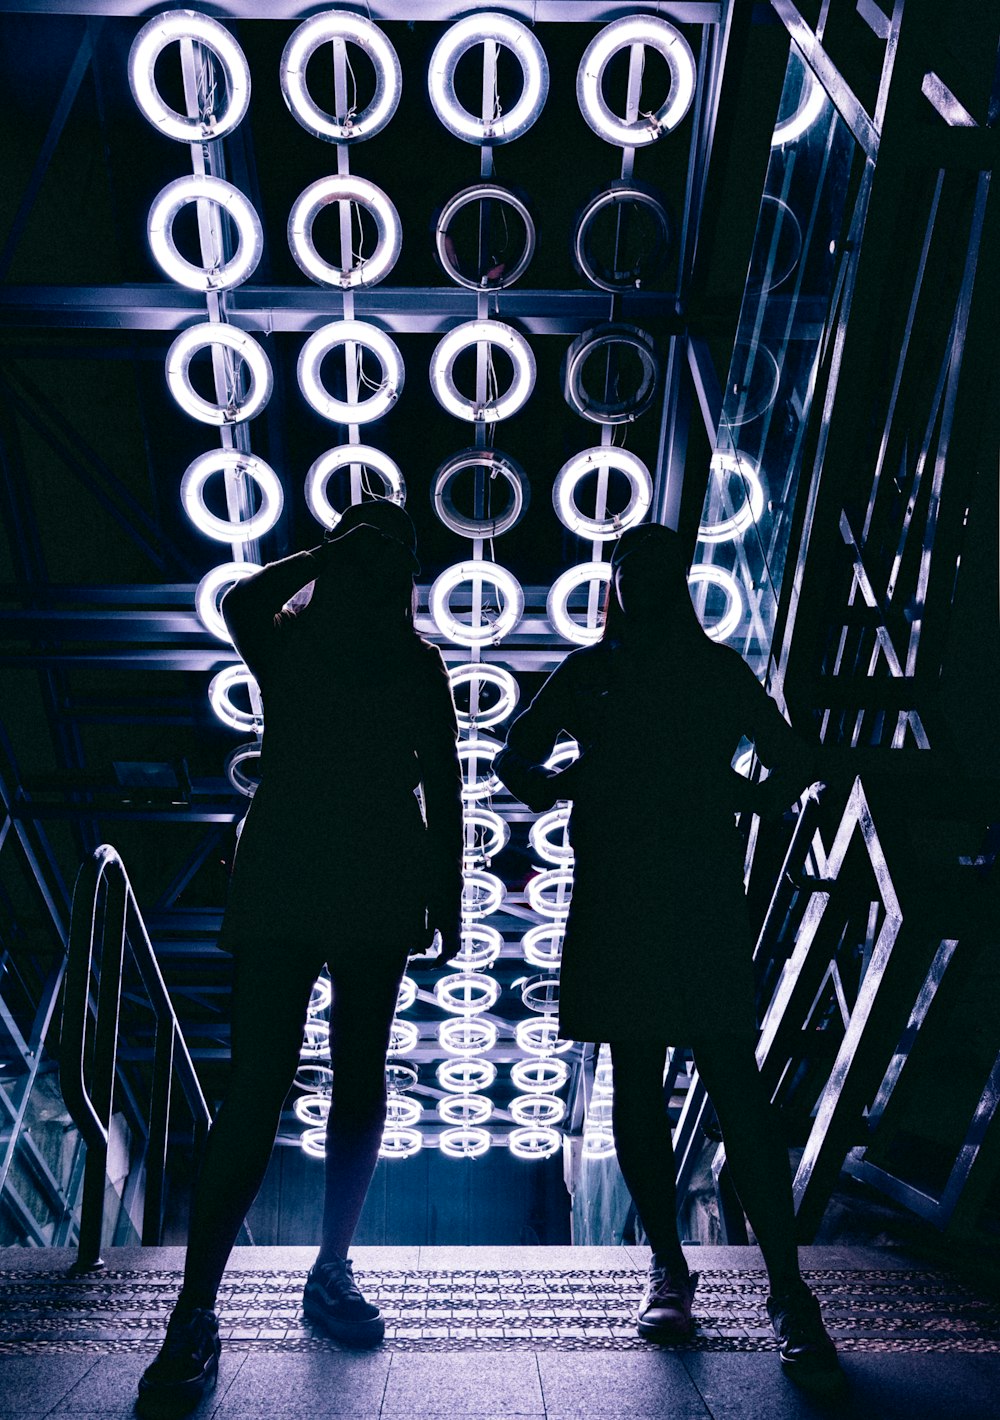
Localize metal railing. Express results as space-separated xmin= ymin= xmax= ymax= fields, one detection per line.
xmin=60 ymin=844 xmax=213 ymax=1272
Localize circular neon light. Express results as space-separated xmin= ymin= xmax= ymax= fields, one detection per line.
xmin=463 ymin=807 xmax=510 ymax=867
xmin=449 ymin=664 xmax=519 ymax=731
xmin=300 ymin=1019 xmax=330 ymax=1058
xmin=437 ymin=1058 xmax=497 ymax=1093
xmin=452 ymin=924 xmax=504 ymax=970
xmin=396 ymin=975 xmax=417 ymax=1012
xmin=508 ymin=1126 xmax=561 ymax=1159
xmin=129 ymin=11 xmax=250 ymax=143
xmin=305 ymin=447 xmax=405 ymax=531
xmin=440 ymin=1125 xmax=491 ymax=1158
xmin=588 ymin=1097 xmax=614 ymax=1129
xmin=510 ymin=1094 xmax=566 ymax=1127
xmin=553 ymin=447 xmax=652 ymax=541
xmin=772 ymin=58 xmax=827 ymax=147
xmin=529 ymin=808 xmax=573 ymax=867
xmin=544 ymin=738 xmax=580 ymax=772
xmin=698 ymin=452 xmax=766 ymax=543
xmin=430 ymin=322 xmax=535 ymax=424
xmin=564 ymin=323 xmax=660 ymax=425
xmin=196 ymin=561 xmax=260 ymax=641
xmin=573 ymin=182 xmax=672 ymax=292
xmin=511 ymin=1057 xmax=570 ymax=1093
xmin=515 ymin=1016 xmax=573 ymax=1055
xmin=428 ymin=14 xmax=548 ymax=145
xmin=724 ymin=338 xmax=781 ymax=424
xmin=435 ymin=972 xmax=501 ymax=1016
xmin=385 ymin=1061 xmax=418 ymax=1092
xmin=577 ymin=16 xmax=697 ymax=147
xmin=520 ymin=977 xmax=561 ymax=1014
xmin=583 ymin=1129 xmax=616 ymax=1159
xmin=429 ymin=561 xmax=525 ymax=646
xmin=224 ymin=741 xmax=261 ymax=798
xmin=166 ymin=323 xmax=272 ymax=427
xmin=438 ymin=1094 xmax=493 ymax=1125
xmin=298 ymin=322 xmax=404 ymax=425
xmin=288 ymin=176 xmax=401 ymax=289
xmin=280 ymin=12 xmax=402 ymax=143
xmin=387 ymin=1019 xmax=419 ymax=1055
xmin=300 ymin=1126 xmax=327 ymax=1158
xmin=439 ymin=1018 xmax=499 ymax=1055
xmin=180 ymin=450 xmax=283 ymax=544
xmin=432 ymin=448 xmax=530 ymax=538
xmin=458 ymin=736 xmax=503 ymax=803
xmin=294 ymin=1094 xmax=330 ymax=1126
xmin=547 ymin=562 xmax=611 ymax=646
xmin=527 ymin=870 xmax=573 ymax=918
xmin=463 ymin=870 xmax=505 ymax=920
xmin=296 ymin=1062 xmax=333 ymax=1092
xmin=379 ymin=1128 xmax=422 ymax=1159
xmin=687 ymin=564 xmax=745 ymax=642
xmin=208 ymin=664 xmax=260 ymax=733
xmin=436 ymin=184 xmax=536 ymax=290
xmin=386 ymin=1095 xmax=422 ymax=1127
xmin=521 ymin=924 xmax=564 ymax=969
xmin=147 ymin=176 xmax=262 ymax=292
xmin=308 ymin=977 xmax=332 ymax=1014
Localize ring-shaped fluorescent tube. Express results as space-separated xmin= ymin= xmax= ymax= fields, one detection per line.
xmin=166 ymin=323 xmax=272 ymax=426
xmin=436 ymin=184 xmax=536 ymax=289
xmin=449 ymin=664 xmax=519 ymax=731
xmin=379 ymin=1127 xmax=422 ymax=1159
xmin=294 ymin=1094 xmax=330 ymax=1126
xmin=529 ymin=808 xmax=574 ymax=867
xmin=208 ymin=664 xmax=260 ymax=733
xmin=385 ymin=1095 xmax=422 ymax=1127
xmin=296 ymin=1062 xmax=333 ymax=1093
xmin=521 ymin=924 xmax=564 ymax=969
xmin=429 ymin=14 xmax=548 ymax=145
xmin=577 ymin=16 xmax=696 ymax=147
xmin=430 ymin=321 xmax=535 ymax=424
xmin=515 ymin=1016 xmax=573 ymax=1055
xmin=463 ymin=807 xmax=510 ymax=867
xmin=772 ymin=58 xmax=827 ymax=147
xmin=520 ymin=976 xmax=561 ymax=1014
xmin=308 ymin=977 xmax=332 ymax=1014
xmin=432 ymin=448 xmax=531 ymax=537
xmin=224 ymin=741 xmax=261 ymax=799
xmin=305 ymin=445 xmax=406 ymax=530
xmin=510 ymin=1057 xmax=570 ymax=1093
xmin=180 ymin=449 xmax=283 ymax=543
xmin=573 ymin=182 xmax=672 ymax=292
xmin=280 ymin=12 xmax=402 ymax=143
xmin=298 ymin=322 xmax=404 ymax=425
xmin=430 ymin=561 xmax=525 ymax=646
xmin=438 ymin=1094 xmax=493 ymax=1125
xmin=437 ymin=1058 xmax=497 ymax=1093
xmin=452 ymin=924 xmax=504 ymax=970
xmin=463 ymin=869 xmax=505 ymax=920
xmin=583 ymin=1129 xmax=617 ymax=1159
xmin=544 ymin=738 xmax=580 ymax=772
xmin=300 ymin=1019 xmax=330 ymax=1058
xmin=458 ymin=735 xmax=503 ymax=803
xmin=387 ymin=1019 xmax=419 ymax=1055
xmin=564 ymin=323 xmax=660 ymax=425
xmin=288 ymin=176 xmax=401 ymax=289
xmin=129 ymin=11 xmax=250 ymax=142
xmin=395 ymin=975 xmax=417 ymax=1013
xmin=440 ymin=1126 xmax=491 ymax=1158
xmin=438 ymin=1017 xmax=499 ymax=1055
xmin=299 ymin=1125 xmax=328 ymax=1157
xmin=588 ymin=1097 xmax=614 ymax=1128
xmin=527 ymin=869 xmax=574 ymax=918
xmin=698 ymin=452 xmax=766 ymax=544
xmin=687 ymin=564 xmax=745 ymax=642
xmin=510 ymin=1094 xmax=566 ymax=1127
xmin=725 ymin=337 xmax=782 ymax=422
xmin=435 ymin=972 xmax=501 ymax=1016
xmin=553 ymin=447 xmax=652 ymax=541
xmin=547 ymin=562 xmax=611 ymax=646
xmin=147 ymin=175 xmax=262 ymax=291
xmin=196 ymin=561 xmax=260 ymax=641
xmin=508 ymin=1127 xmax=562 ymax=1159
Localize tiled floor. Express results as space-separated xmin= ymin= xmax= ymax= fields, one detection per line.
xmin=0 ymin=1246 xmax=997 ymax=1418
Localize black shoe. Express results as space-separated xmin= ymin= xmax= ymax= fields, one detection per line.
xmin=302 ymin=1255 xmax=385 ymax=1347
xmin=136 ymin=1303 xmax=220 ymax=1418
xmin=636 ymin=1263 xmax=699 ymax=1342
xmin=767 ymin=1282 xmax=841 ymax=1382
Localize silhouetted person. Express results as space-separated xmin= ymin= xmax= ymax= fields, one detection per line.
xmin=138 ymin=500 xmax=462 ymax=1417
xmin=494 ymin=522 xmax=840 ymax=1381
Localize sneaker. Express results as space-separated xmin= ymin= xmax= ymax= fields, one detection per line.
xmin=636 ymin=1262 xmax=699 ymax=1341
xmin=767 ymin=1282 xmax=841 ymax=1380
xmin=136 ymin=1303 xmax=220 ymax=1418
xmin=302 ymin=1255 xmax=385 ymax=1347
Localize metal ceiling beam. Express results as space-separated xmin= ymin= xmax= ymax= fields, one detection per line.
xmin=0 ymin=2 xmax=725 ymax=19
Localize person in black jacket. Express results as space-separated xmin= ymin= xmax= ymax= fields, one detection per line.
xmin=494 ymin=522 xmax=839 ymax=1381
xmin=138 ymin=500 xmax=463 ymax=1416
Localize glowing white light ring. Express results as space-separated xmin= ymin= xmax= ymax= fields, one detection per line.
xmin=225 ymin=741 xmax=261 ymax=799
xmin=687 ymin=564 xmax=745 ymax=642
xmin=432 ymin=448 xmax=530 ymax=538
xmin=583 ymin=1129 xmax=617 ymax=1159
xmin=436 ymin=184 xmax=536 ymax=290
xmin=379 ymin=1127 xmax=422 ymax=1159
xmin=300 ymin=1125 xmax=328 ymax=1158
xmin=429 ymin=561 xmax=525 ymax=646
xmin=387 ymin=1019 xmax=419 ymax=1055
xmin=577 ymin=16 xmax=697 ymax=147
xmin=298 ymin=322 xmax=405 ymax=425
xmin=520 ymin=976 xmax=561 ymax=1014
xmin=451 ymin=924 xmax=504 ymax=970
xmin=438 ymin=1094 xmax=493 ymax=1125
xmin=196 ymin=562 xmax=260 ymax=642
xmin=428 ymin=14 xmax=548 ymax=145
xmin=288 ymin=176 xmax=401 ymax=289
xmin=515 ymin=1016 xmax=573 ymax=1055
xmin=463 ymin=807 xmax=509 ymax=869
xmin=510 ymin=1094 xmax=566 ymax=1127
xmin=573 ymin=182 xmax=672 ymax=292
xmin=304 ymin=446 xmax=405 ymax=531
xmin=588 ymin=1098 xmax=615 ymax=1129
xmin=529 ymin=808 xmax=573 ymax=867
xmin=553 ymin=447 xmax=652 ymax=541
xmin=128 ymin=11 xmax=250 ymax=143
xmin=294 ymin=1094 xmax=330 ymax=1126
xmin=458 ymin=735 xmax=503 ymax=803
xmin=309 ymin=978 xmax=332 ymax=1014
xmin=698 ymin=452 xmax=766 ymax=543
xmin=439 ymin=1017 xmax=499 ymax=1055
xmin=527 ymin=870 xmax=574 ymax=918
xmin=511 ymin=1057 xmax=570 ymax=1094
xmin=772 ymin=59 xmax=827 ymax=146
xmin=544 ymin=739 xmax=580 ymax=772
xmin=396 ymin=976 xmax=417 ymax=1013
xmin=386 ymin=1095 xmax=422 ymax=1127
xmin=440 ymin=1125 xmax=491 ymax=1158
xmin=437 ymin=1058 xmax=497 ymax=1093
xmin=547 ymin=562 xmax=611 ymax=647
xmin=430 ymin=322 xmax=535 ymax=424
xmin=435 ymin=972 xmax=501 ymax=1016
xmin=449 ymin=664 xmax=519 ymax=731
xmin=280 ymin=12 xmax=401 ymax=143
xmin=521 ymin=924 xmax=564 ymax=969
xmin=463 ymin=869 xmax=505 ymax=920
xmin=593 ymin=1053 xmax=615 ymax=1094
xmin=180 ymin=449 xmax=283 ymax=543
xmin=147 ymin=175 xmax=262 ymax=291
xmin=564 ymin=324 xmax=660 ymax=425
xmin=208 ymin=664 xmax=260 ymax=734
xmin=724 ymin=339 xmax=781 ymax=424
xmin=166 ymin=323 xmax=272 ymax=426
xmin=386 ymin=1061 xmax=418 ymax=1092
xmin=296 ymin=1063 xmax=333 ymax=1093
xmin=300 ymin=1019 xmax=330 ymax=1058
xmin=508 ymin=1126 xmax=561 ymax=1159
